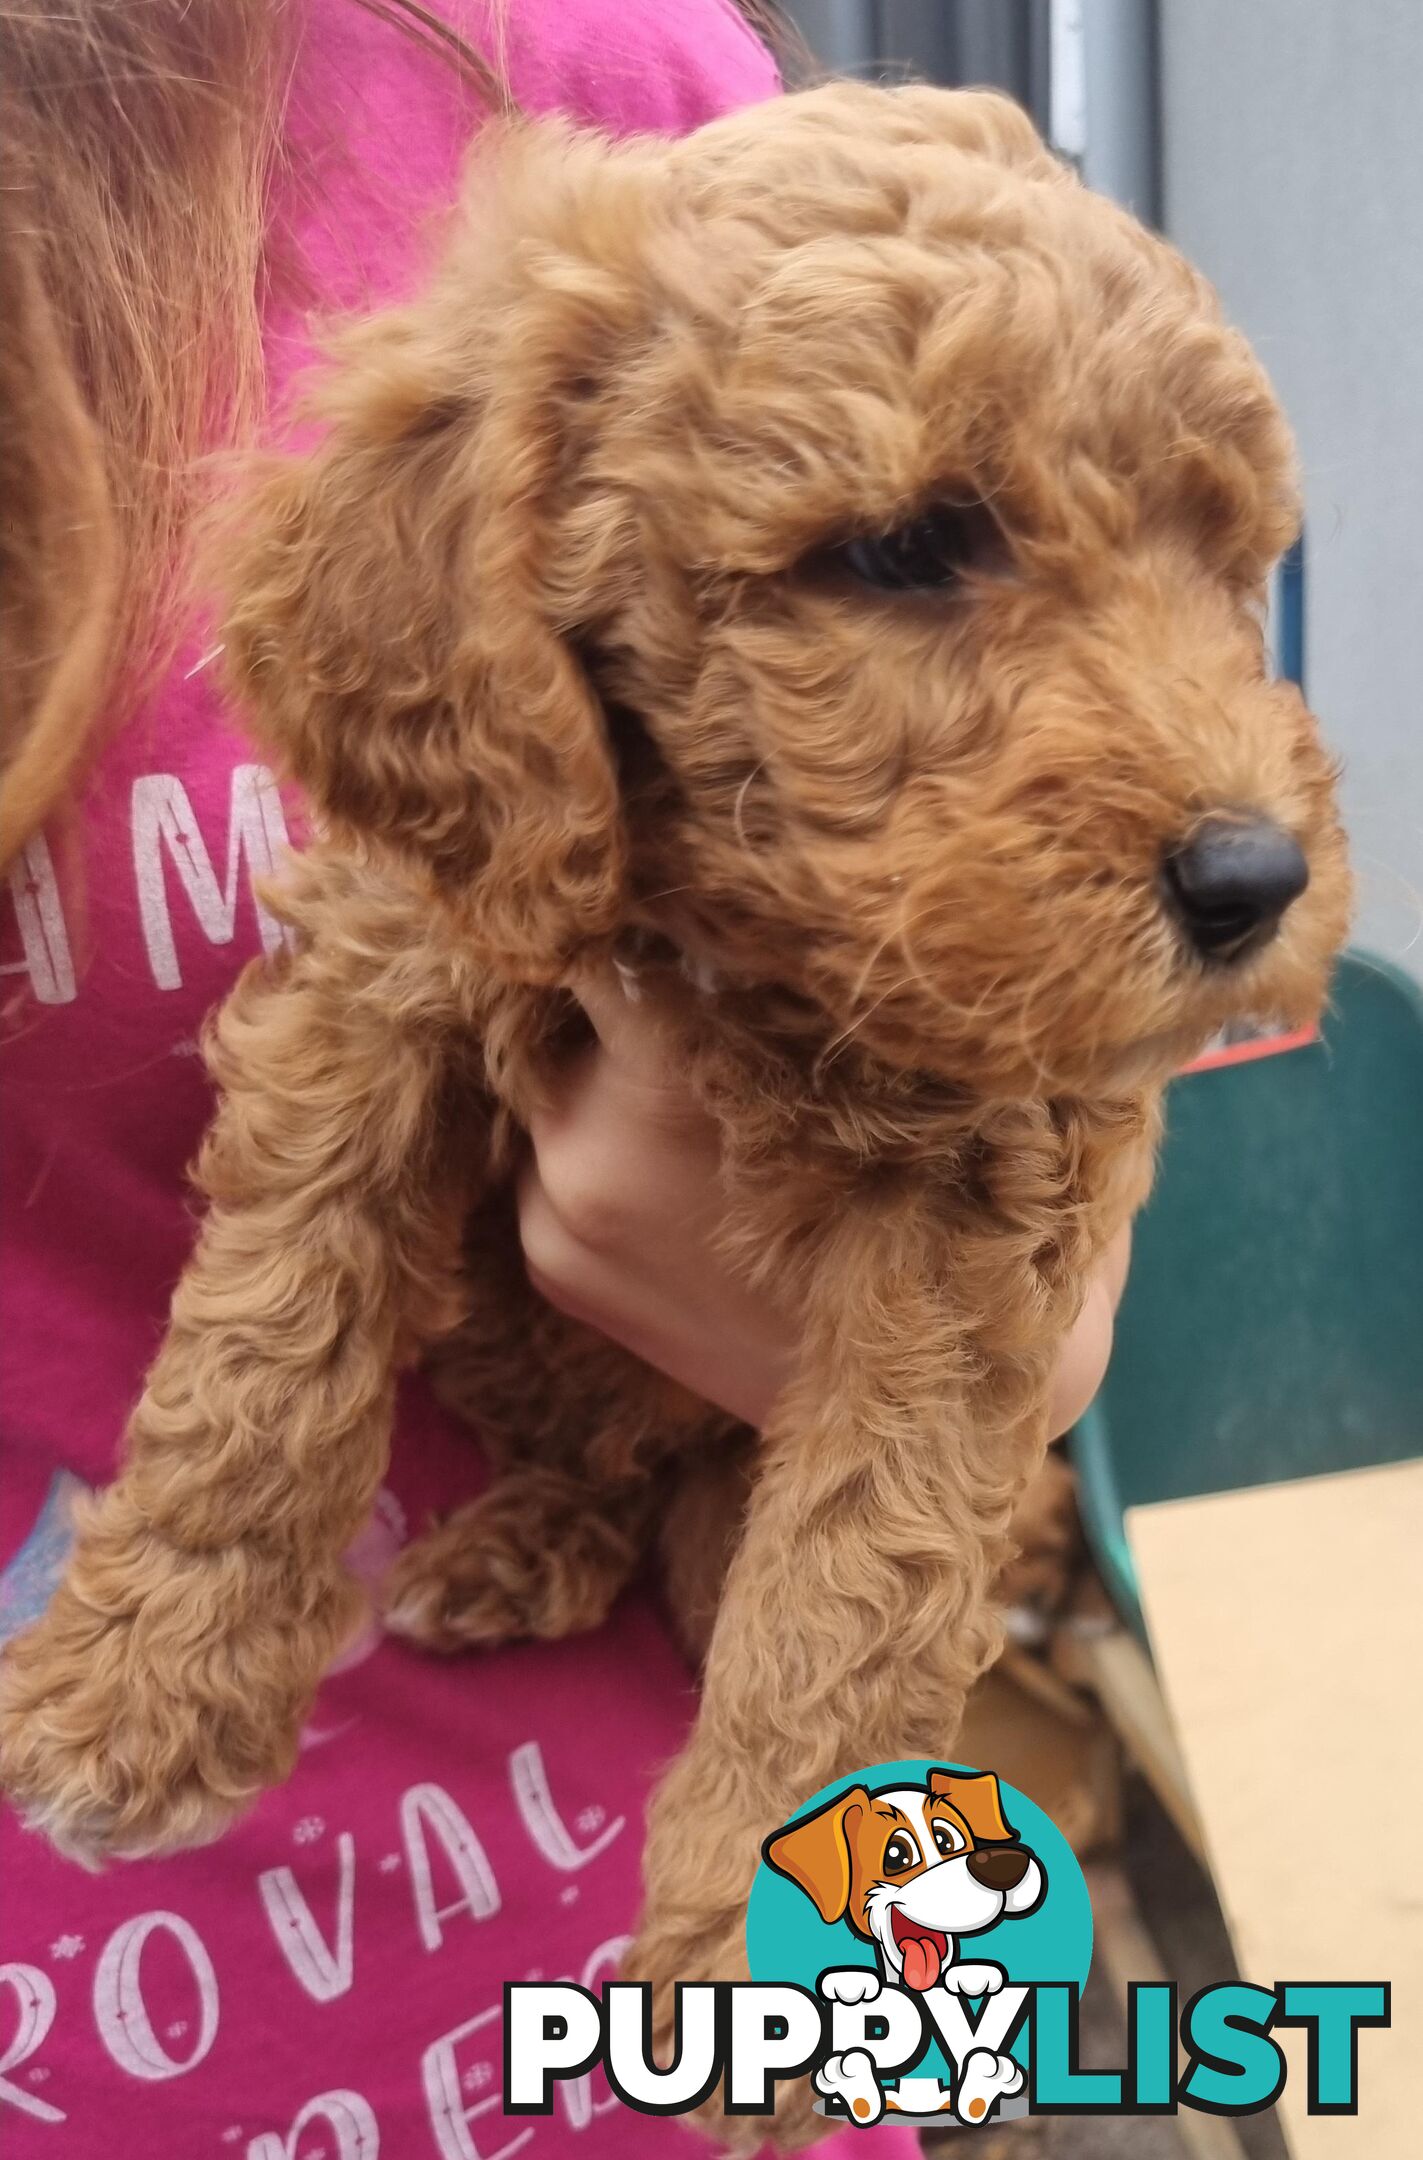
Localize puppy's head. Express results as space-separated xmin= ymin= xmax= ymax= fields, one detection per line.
xmin=221 ymin=84 xmax=1349 ymax=1089
xmin=766 ymin=1767 xmax=1045 ymax=1990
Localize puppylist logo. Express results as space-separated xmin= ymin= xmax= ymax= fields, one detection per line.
xmin=504 ymin=1758 xmax=1389 ymax=2128
xmin=757 ymin=1761 xmax=1052 ymax=2124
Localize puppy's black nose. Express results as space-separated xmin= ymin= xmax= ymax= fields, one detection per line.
xmin=1164 ymin=816 xmax=1309 ymax=961
xmin=966 ymin=1846 xmax=1030 ymax=1892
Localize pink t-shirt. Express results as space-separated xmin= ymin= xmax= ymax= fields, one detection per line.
xmin=0 ymin=4 xmax=918 ymax=2155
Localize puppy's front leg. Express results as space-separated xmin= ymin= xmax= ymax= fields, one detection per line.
xmin=0 ymin=853 xmax=478 ymax=1863
xmin=626 ymin=1197 xmax=1057 ymax=2023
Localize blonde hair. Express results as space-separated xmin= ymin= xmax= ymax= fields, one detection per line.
xmin=0 ymin=0 xmax=501 ymax=871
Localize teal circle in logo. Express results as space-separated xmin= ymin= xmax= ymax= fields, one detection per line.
xmin=746 ymin=1758 xmax=1092 ymax=2107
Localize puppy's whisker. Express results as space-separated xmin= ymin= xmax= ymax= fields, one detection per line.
xmin=885 ymin=895 xmax=968 ymax=1025
xmin=731 ymin=764 xmax=766 ymax=851
xmin=817 ymin=977 xmax=918 ymax=1071
xmin=846 ymin=919 xmax=910 ymax=1012
xmin=1348 ymin=849 xmax=1423 ymax=936
xmin=1011 ymin=948 xmax=1079 ymax=1091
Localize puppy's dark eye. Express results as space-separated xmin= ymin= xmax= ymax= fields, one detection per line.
xmin=883 ymin=1831 xmax=922 ymax=1875
xmin=931 ymin=1819 xmax=966 ymax=1859
xmin=833 ymin=501 xmax=999 ymax=592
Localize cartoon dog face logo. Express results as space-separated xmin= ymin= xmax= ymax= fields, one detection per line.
xmin=765 ymin=1767 xmax=1045 ymax=1993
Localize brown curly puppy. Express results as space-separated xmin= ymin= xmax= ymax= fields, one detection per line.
xmin=1 ymin=79 xmax=1347 ymax=2103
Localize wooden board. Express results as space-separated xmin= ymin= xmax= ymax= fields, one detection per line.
xmin=1128 ymin=1459 xmax=1422 ymax=2160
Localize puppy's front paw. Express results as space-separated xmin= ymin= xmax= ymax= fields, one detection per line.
xmin=0 ymin=1529 xmax=350 ymax=1864
xmin=622 ymin=1888 xmax=750 ymax=2007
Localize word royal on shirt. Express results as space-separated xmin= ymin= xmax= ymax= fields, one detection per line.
xmin=2 ymin=1742 xmax=626 ymax=2158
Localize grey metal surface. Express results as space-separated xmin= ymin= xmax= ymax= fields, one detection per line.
xmin=783 ymin=0 xmax=1051 ymax=125
xmin=1078 ymin=0 xmax=1159 ymax=222
xmin=1160 ymin=0 xmax=1423 ymax=976
xmin=783 ymin=0 xmax=875 ymax=71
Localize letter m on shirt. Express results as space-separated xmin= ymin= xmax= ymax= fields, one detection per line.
xmin=132 ymin=765 xmax=294 ymax=991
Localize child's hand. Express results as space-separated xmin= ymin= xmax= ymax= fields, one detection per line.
xmin=517 ymin=973 xmax=795 ymax=1426
xmin=518 ymin=975 xmax=1129 ymax=1432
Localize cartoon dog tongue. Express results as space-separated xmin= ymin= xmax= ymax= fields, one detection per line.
xmin=899 ymin=1931 xmax=943 ymax=1992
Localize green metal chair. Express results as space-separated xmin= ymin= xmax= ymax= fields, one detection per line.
xmin=1071 ymin=949 xmax=1423 ymax=1642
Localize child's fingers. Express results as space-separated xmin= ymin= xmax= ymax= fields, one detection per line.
xmin=1046 ymin=1271 xmax=1115 ymax=1435
xmin=1102 ymin=1220 xmax=1133 ymax=1312
xmin=564 ymin=966 xmax=692 ymax=1098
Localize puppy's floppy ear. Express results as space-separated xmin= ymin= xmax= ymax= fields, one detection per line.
xmin=928 ymin=1768 xmax=1017 ymax=1845
xmin=763 ymin=1786 xmax=869 ymax=1924
xmin=216 ymin=123 xmax=652 ymax=981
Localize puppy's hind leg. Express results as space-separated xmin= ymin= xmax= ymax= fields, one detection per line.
xmin=384 ymin=1462 xmax=661 ymax=1651
xmin=386 ymin=1197 xmax=730 ymax=1651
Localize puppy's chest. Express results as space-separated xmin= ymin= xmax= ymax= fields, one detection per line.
xmin=471 ymin=977 xmax=1149 ymax=1260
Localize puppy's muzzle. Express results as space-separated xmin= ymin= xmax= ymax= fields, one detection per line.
xmin=965 ymin=1845 xmax=1032 ymax=1892
xmin=1163 ymin=813 xmax=1310 ymax=964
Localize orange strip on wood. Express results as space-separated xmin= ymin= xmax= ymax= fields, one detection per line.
xmin=1180 ymin=1022 xmax=1320 ymax=1076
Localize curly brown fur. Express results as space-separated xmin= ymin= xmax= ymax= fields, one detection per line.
xmin=1 ymin=83 xmax=1348 ymax=2140
xmin=386 ymin=1182 xmax=729 ymax=1648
